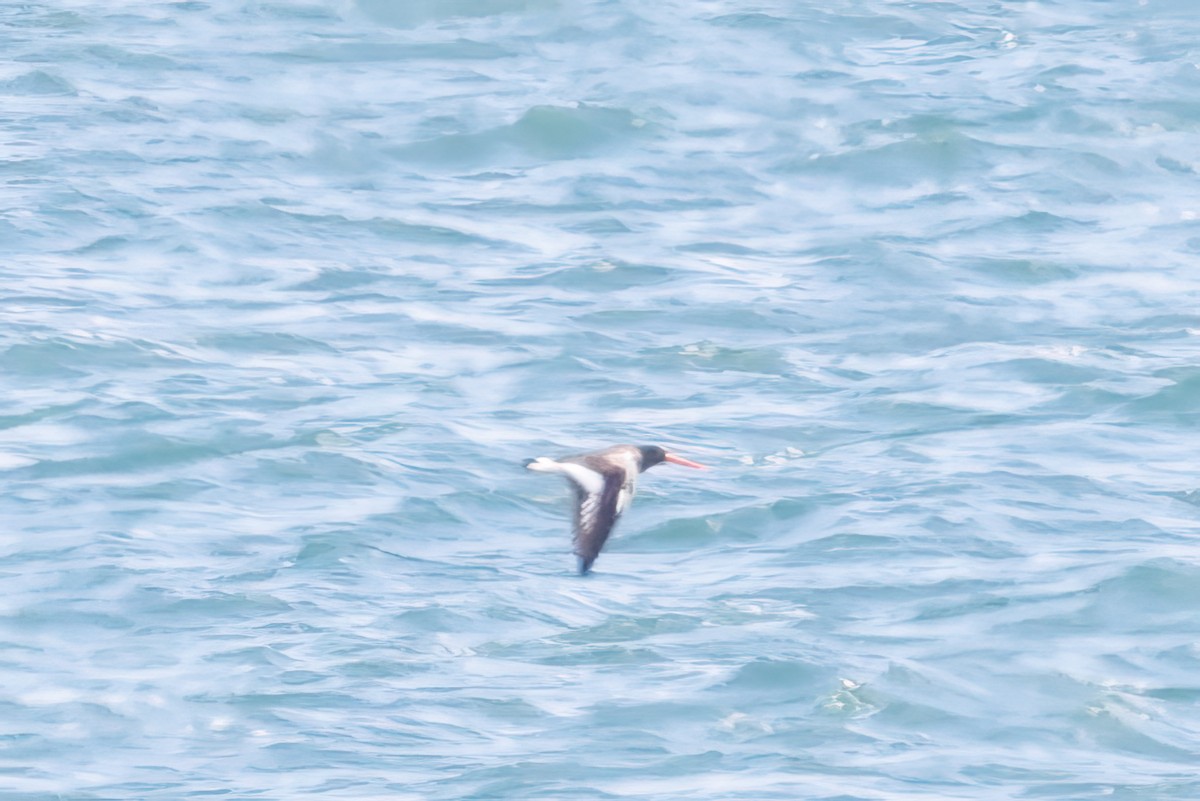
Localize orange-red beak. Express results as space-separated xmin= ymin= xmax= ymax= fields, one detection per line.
xmin=664 ymin=452 xmax=706 ymax=469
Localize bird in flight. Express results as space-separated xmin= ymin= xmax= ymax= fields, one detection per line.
xmin=525 ymin=444 xmax=706 ymax=574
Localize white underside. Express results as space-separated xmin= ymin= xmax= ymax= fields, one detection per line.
xmin=616 ymin=482 xmax=634 ymax=515
xmin=610 ymin=452 xmax=640 ymax=514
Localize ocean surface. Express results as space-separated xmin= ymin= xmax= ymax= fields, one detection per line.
xmin=3 ymin=1 xmax=1200 ymax=798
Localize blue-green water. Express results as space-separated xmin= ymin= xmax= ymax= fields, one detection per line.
xmin=4 ymin=1 xmax=1200 ymax=798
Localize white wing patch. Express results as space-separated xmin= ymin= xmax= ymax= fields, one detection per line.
xmin=577 ymin=487 xmax=604 ymax=531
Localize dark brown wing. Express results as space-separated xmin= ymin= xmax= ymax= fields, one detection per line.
xmin=571 ymin=463 xmax=626 ymax=575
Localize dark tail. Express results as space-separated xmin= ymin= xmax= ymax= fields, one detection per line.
xmin=576 ymin=555 xmax=595 ymax=575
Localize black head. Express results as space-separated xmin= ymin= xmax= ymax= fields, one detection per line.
xmin=636 ymin=445 xmax=668 ymax=471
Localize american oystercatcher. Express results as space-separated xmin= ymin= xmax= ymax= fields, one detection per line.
xmin=525 ymin=444 xmax=706 ymax=574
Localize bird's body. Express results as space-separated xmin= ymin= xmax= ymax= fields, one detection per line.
xmin=525 ymin=444 xmax=705 ymax=574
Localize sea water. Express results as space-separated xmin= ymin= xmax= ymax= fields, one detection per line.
xmin=2 ymin=1 xmax=1200 ymax=799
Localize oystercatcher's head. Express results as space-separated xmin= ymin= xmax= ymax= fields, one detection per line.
xmin=637 ymin=445 xmax=706 ymax=471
